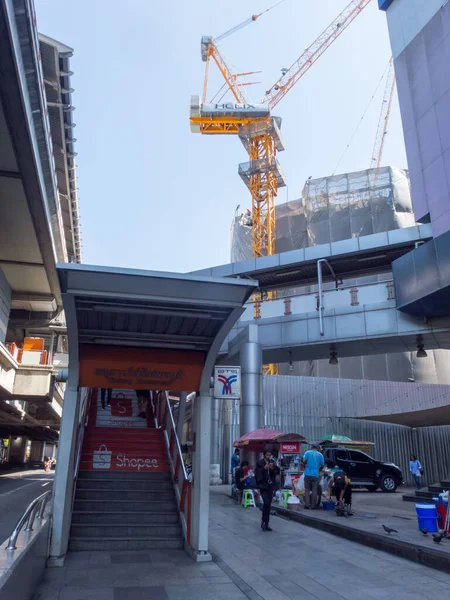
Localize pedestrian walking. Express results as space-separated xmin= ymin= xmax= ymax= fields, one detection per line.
xmin=101 ymin=388 xmax=112 ymax=409
xmin=135 ymin=389 xmax=150 ymax=418
xmin=302 ymin=442 xmax=324 ymax=509
xmin=409 ymin=454 xmax=423 ymax=490
xmin=256 ymin=450 xmax=276 ymax=531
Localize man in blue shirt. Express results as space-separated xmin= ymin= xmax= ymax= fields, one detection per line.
xmin=230 ymin=449 xmax=240 ymax=483
xmin=302 ymin=443 xmax=324 ymax=509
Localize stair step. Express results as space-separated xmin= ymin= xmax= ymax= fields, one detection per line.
xmin=77 ymin=470 xmax=171 ymax=481
xmin=429 ymin=485 xmax=447 ymax=493
xmin=70 ymin=524 xmax=182 ymax=538
xmin=68 ymin=537 xmax=184 ymax=551
xmin=76 ymin=479 xmax=173 ymax=491
xmin=440 ymin=481 xmax=450 ymax=488
xmin=414 ymin=490 xmax=434 ymax=498
xmin=77 ymin=460 xmax=170 ymax=473
xmin=402 ymin=494 xmax=434 ymax=503
xmin=75 ymin=489 xmax=174 ymax=501
xmin=73 ymin=500 xmax=177 ymax=512
xmin=71 ymin=511 xmax=179 ymax=524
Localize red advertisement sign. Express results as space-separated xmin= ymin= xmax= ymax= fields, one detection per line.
xmin=280 ymin=442 xmax=300 ymax=454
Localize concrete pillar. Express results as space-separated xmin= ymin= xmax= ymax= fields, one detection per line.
xmin=49 ymin=385 xmax=81 ymax=565
xmin=8 ymin=436 xmax=27 ymax=463
xmin=240 ymin=342 xmax=263 ymax=465
xmin=29 ymin=440 xmax=45 ymax=462
xmin=189 ymin=392 xmax=212 ymax=561
xmin=209 ymin=394 xmax=222 ymax=485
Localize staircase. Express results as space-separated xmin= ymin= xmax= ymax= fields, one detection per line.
xmin=403 ymin=478 xmax=450 ymax=503
xmin=69 ymin=390 xmax=183 ymax=551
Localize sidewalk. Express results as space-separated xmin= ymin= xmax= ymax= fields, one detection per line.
xmin=34 ymin=490 xmax=450 ymax=600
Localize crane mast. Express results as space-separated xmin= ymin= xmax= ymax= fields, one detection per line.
xmin=371 ymin=57 xmax=396 ymax=169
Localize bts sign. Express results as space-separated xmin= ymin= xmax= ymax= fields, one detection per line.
xmin=280 ymin=442 xmax=301 ymax=454
xmin=214 ymin=367 xmax=241 ymax=399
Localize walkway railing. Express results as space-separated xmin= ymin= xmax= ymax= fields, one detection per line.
xmin=6 ymin=490 xmax=51 ymax=552
xmin=150 ymin=391 xmax=192 ymax=546
xmin=71 ymin=387 xmax=94 ymax=506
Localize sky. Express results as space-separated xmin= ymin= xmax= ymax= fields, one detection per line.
xmin=35 ymin=0 xmax=407 ymax=273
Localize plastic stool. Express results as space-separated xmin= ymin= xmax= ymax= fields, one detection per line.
xmin=280 ymin=489 xmax=290 ymax=508
xmin=242 ymin=489 xmax=256 ymax=508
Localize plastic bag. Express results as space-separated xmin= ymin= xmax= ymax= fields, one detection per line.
xmin=296 ymin=473 xmax=305 ymax=492
xmin=284 ymin=473 xmax=292 ymax=488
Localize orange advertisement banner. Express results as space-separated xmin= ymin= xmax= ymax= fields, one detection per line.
xmin=79 ymin=345 xmax=205 ymax=391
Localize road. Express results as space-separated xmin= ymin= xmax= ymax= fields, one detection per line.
xmin=0 ymin=470 xmax=54 ymax=545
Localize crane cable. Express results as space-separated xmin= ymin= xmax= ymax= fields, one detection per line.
xmin=332 ymin=58 xmax=392 ymax=176
xmin=214 ymin=0 xmax=287 ymax=44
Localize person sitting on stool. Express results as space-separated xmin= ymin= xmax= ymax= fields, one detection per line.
xmin=234 ymin=460 xmax=250 ymax=504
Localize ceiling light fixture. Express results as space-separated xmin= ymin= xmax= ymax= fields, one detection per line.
xmin=329 ymin=351 xmax=338 ymax=366
xmin=416 ymin=344 xmax=427 ymax=358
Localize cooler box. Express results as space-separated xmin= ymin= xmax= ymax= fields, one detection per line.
xmin=415 ymin=504 xmax=438 ymax=532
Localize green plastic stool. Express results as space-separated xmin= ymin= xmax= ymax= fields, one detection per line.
xmin=242 ymin=489 xmax=256 ymax=508
xmin=280 ymin=489 xmax=290 ymax=508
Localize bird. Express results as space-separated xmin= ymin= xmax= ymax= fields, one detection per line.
xmin=382 ymin=525 xmax=398 ymax=535
xmin=432 ymin=534 xmax=443 ymax=544
xmin=421 ymin=528 xmax=428 ymax=536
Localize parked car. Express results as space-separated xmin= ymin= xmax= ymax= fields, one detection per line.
xmin=323 ymin=447 xmax=403 ymax=493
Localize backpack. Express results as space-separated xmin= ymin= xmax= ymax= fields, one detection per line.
xmin=333 ymin=470 xmax=346 ymax=489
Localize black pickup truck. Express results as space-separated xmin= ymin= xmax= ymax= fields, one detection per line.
xmin=323 ymin=447 xmax=403 ymax=493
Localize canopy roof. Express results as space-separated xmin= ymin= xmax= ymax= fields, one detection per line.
xmin=234 ymin=428 xmax=306 ymax=448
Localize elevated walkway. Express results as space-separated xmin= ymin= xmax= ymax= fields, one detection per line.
xmin=222 ymin=280 xmax=450 ymax=364
xmin=192 ymin=223 xmax=432 ymax=291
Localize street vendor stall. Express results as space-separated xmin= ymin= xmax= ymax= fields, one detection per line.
xmin=232 ymin=428 xmax=307 ymax=501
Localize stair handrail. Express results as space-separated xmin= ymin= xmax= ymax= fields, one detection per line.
xmin=72 ymin=387 xmax=94 ymax=505
xmin=150 ymin=391 xmax=192 ymax=545
xmin=6 ymin=490 xmax=51 ymax=552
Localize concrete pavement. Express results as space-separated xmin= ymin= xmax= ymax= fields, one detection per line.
xmin=0 ymin=470 xmax=54 ymax=545
xmin=34 ymin=490 xmax=450 ymax=600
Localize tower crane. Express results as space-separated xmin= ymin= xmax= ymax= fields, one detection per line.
xmin=371 ymin=57 xmax=396 ymax=169
xmin=190 ymin=0 xmax=372 ymax=373
xmin=191 ymin=0 xmax=372 ymax=259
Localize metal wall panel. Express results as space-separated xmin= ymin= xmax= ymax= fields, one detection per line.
xmin=217 ymin=375 xmax=450 ymax=486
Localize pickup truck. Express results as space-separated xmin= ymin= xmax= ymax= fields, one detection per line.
xmin=322 ymin=447 xmax=403 ymax=493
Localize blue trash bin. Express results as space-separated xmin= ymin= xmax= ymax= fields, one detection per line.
xmin=415 ymin=504 xmax=438 ymax=532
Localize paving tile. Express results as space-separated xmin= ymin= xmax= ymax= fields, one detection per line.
xmin=111 ymin=553 xmax=151 ymax=564
xmin=114 ymin=587 xmax=168 ymax=600
xmin=59 ymin=586 xmax=114 ymax=600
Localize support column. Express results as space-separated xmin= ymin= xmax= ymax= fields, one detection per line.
xmin=29 ymin=440 xmax=45 ymax=462
xmin=209 ymin=395 xmax=222 ymax=485
xmin=240 ymin=342 xmax=263 ymax=465
xmin=8 ymin=436 xmax=27 ymax=464
xmin=49 ymin=385 xmax=81 ymax=565
xmin=189 ymin=392 xmax=212 ymax=561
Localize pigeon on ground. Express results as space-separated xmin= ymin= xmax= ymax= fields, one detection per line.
xmin=421 ymin=528 xmax=428 ymax=536
xmin=432 ymin=534 xmax=443 ymax=544
xmin=382 ymin=525 xmax=398 ymax=534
